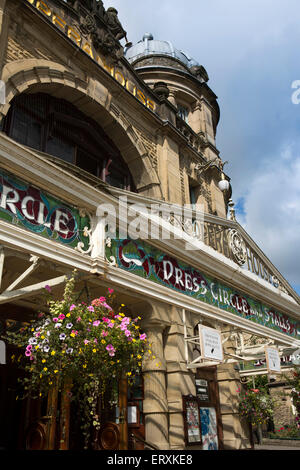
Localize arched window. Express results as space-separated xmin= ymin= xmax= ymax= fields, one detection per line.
xmin=177 ymin=104 xmax=189 ymax=123
xmin=3 ymin=93 xmax=135 ymax=191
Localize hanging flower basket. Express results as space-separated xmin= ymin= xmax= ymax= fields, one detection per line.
xmin=4 ymin=271 xmax=153 ymax=447
xmin=237 ymin=387 xmax=274 ymax=427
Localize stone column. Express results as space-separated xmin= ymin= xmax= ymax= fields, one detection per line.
xmin=142 ymin=323 xmax=170 ymax=450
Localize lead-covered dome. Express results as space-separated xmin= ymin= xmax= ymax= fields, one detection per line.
xmin=125 ymin=33 xmax=199 ymax=69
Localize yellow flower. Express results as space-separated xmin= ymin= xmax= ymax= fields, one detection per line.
xmin=62 ymin=350 xmax=66 ymax=354
xmin=42 ymin=359 xmax=46 ymax=363
xmin=127 ymin=372 xmax=132 ymax=376
xmin=49 ymin=381 xmax=53 ymax=385
xmin=101 ymin=339 xmax=106 ymax=344
xmin=83 ymin=364 xmax=87 ymax=368
xmin=132 ymin=339 xmax=136 ymax=343
xmin=51 ymin=351 xmax=56 ymax=356
xmin=35 ymin=345 xmax=39 ymax=350
xmin=121 ymin=304 xmax=125 ymax=307
xmin=66 ymin=313 xmax=71 ymax=317
xmin=31 ymin=328 xmax=34 ymax=332
xmin=54 ymin=370 xmax=58 ymax=374
xmin=110 ymin=361 xmax=115 ymax=365
xmin=92 ymin=349 xmax=97 ymax=353
xmin=43 ymin=367 xmax=47 ymax=372
xmin=138 ymin=316 xmax=141 ymax=320
xmin=70 ymin=333 xmax=75 ymax=338
xmin=137 ymin=355 xmax=142 ymax=359
xmin=41 ymin=335 xmax=45 ymax=340
xmin=138 ymin=362 xmax=142 ymax=366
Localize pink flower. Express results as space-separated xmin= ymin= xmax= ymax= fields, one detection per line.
xmin=102 ymin=331 xmax=108 ymax=337
xmin=76 ymin=317 xmax=82 ymax=323
xmin=25 ymin=350 xmax=31 ymax=357
xmin=69 ymin=304 xmax=76 ymax=311
xmin=99 ymin=297 xmax=106 ymax=302
xmin=53 ymin=317 xmax=59 ymax=323
xmin=94 ymin=339 xmax=98 ymax=344
xmin=108 ymin=288 xmax=114 ymax=294
xmin=106 ymin=344 xmax=116 ymax=356
xmin=88 ymin=306 xmax=94 ymax=312
xmin=139 ymin=333 xmax=147 ymax=341
xmin=84 ymin=339 xmax=89 ymax=345
xmin=93 ymin=320 xmax=101 ymax=327
xmin=125 ymin=330 xmax=131 ymax=337
xmin=44 ymin=285 xmax=51 ymax=293
xmin=102 ymin=302 xmax=112 ymax=311
xmin=38 ymin=312 xmax=44 ymax=318
xmin=102 ymin=317 xmax=109 ymax=323
xmin=108 ymin=322 xmax=114 ymax=328
xmin=58 ymin=314 xmax=65 ymax=320
xmin=71 ymin=330 xmax=78 ymax=336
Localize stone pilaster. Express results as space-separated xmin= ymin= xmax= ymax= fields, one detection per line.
xmin=216 ymin=334 xmax=251 ymax=449
xmin=142 ymin=323 xmax=170 ymax=450
xmin=164 ymin=307 xmax=196 ymax=450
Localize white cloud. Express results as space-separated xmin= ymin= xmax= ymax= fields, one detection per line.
xmin=241 ymin=141 xmax=300 ymax=287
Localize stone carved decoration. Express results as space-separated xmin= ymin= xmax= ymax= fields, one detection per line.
xmin=228 ymin=229 xmax=247 ymax=266
xmin=104 ymin=7 xmax=127 ymax=42
xmin=66 ymin=0 xmax=127 ymax=60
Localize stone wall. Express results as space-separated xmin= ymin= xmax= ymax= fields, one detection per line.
xmin=269 ymin=385 xmax=296 ymax=429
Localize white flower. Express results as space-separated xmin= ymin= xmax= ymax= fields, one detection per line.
xmin=28 ymin=337 xmax=37 ymax=345
xmin=54 ymin=323 xmax=62 ymax=328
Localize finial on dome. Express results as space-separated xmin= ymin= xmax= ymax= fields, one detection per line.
xmin=143 ymin=32 xmax=154 ymax=41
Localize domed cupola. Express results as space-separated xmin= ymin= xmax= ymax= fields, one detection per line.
xmin=125 ymin=33 xmax=202 ymax=73
xmin=124 ymin=33 xmax=218 ymax=140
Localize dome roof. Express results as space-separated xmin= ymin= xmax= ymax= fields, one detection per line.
xmin=125 ymin=33 xmax=199 ymax=69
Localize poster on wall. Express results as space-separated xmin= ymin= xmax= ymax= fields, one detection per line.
xmin=195 ymin=379 xmax=209 ymax=402
xmin=182 ymin=396 xmax=202 ymax=445
xmin=200 ymin=407 xmax=218 ymax=450
xmin=265 ymin=346 xmax=281 ymax=373
xmin=199 ymin=326 xmax=223 ymax=362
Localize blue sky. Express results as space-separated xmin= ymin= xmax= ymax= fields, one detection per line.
xmin=103 ymin=0 xmax=300 ymax=295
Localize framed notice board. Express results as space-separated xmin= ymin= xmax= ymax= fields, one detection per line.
xmin=182 ymin=395 xmax=202 ymax=446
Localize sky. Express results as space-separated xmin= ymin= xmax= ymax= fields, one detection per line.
xmin=103 ymin=0 xmax=300 ymax=295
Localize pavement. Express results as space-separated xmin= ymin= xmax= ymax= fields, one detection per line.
xmin=254 ymin=439 xmax=300 ymax=451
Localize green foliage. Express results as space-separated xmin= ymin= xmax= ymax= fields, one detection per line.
xmin=269 ymin=423 xmax=300 ymax=439
xmin=3 ymin=271 xmax=154 ymax=448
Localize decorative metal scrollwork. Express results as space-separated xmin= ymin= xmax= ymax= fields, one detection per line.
xmin=228 ymin=229 xmax=247 ymax=266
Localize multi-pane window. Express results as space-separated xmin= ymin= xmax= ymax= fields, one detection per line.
xmin=4 ymin=93 xmax=135 ymax=191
